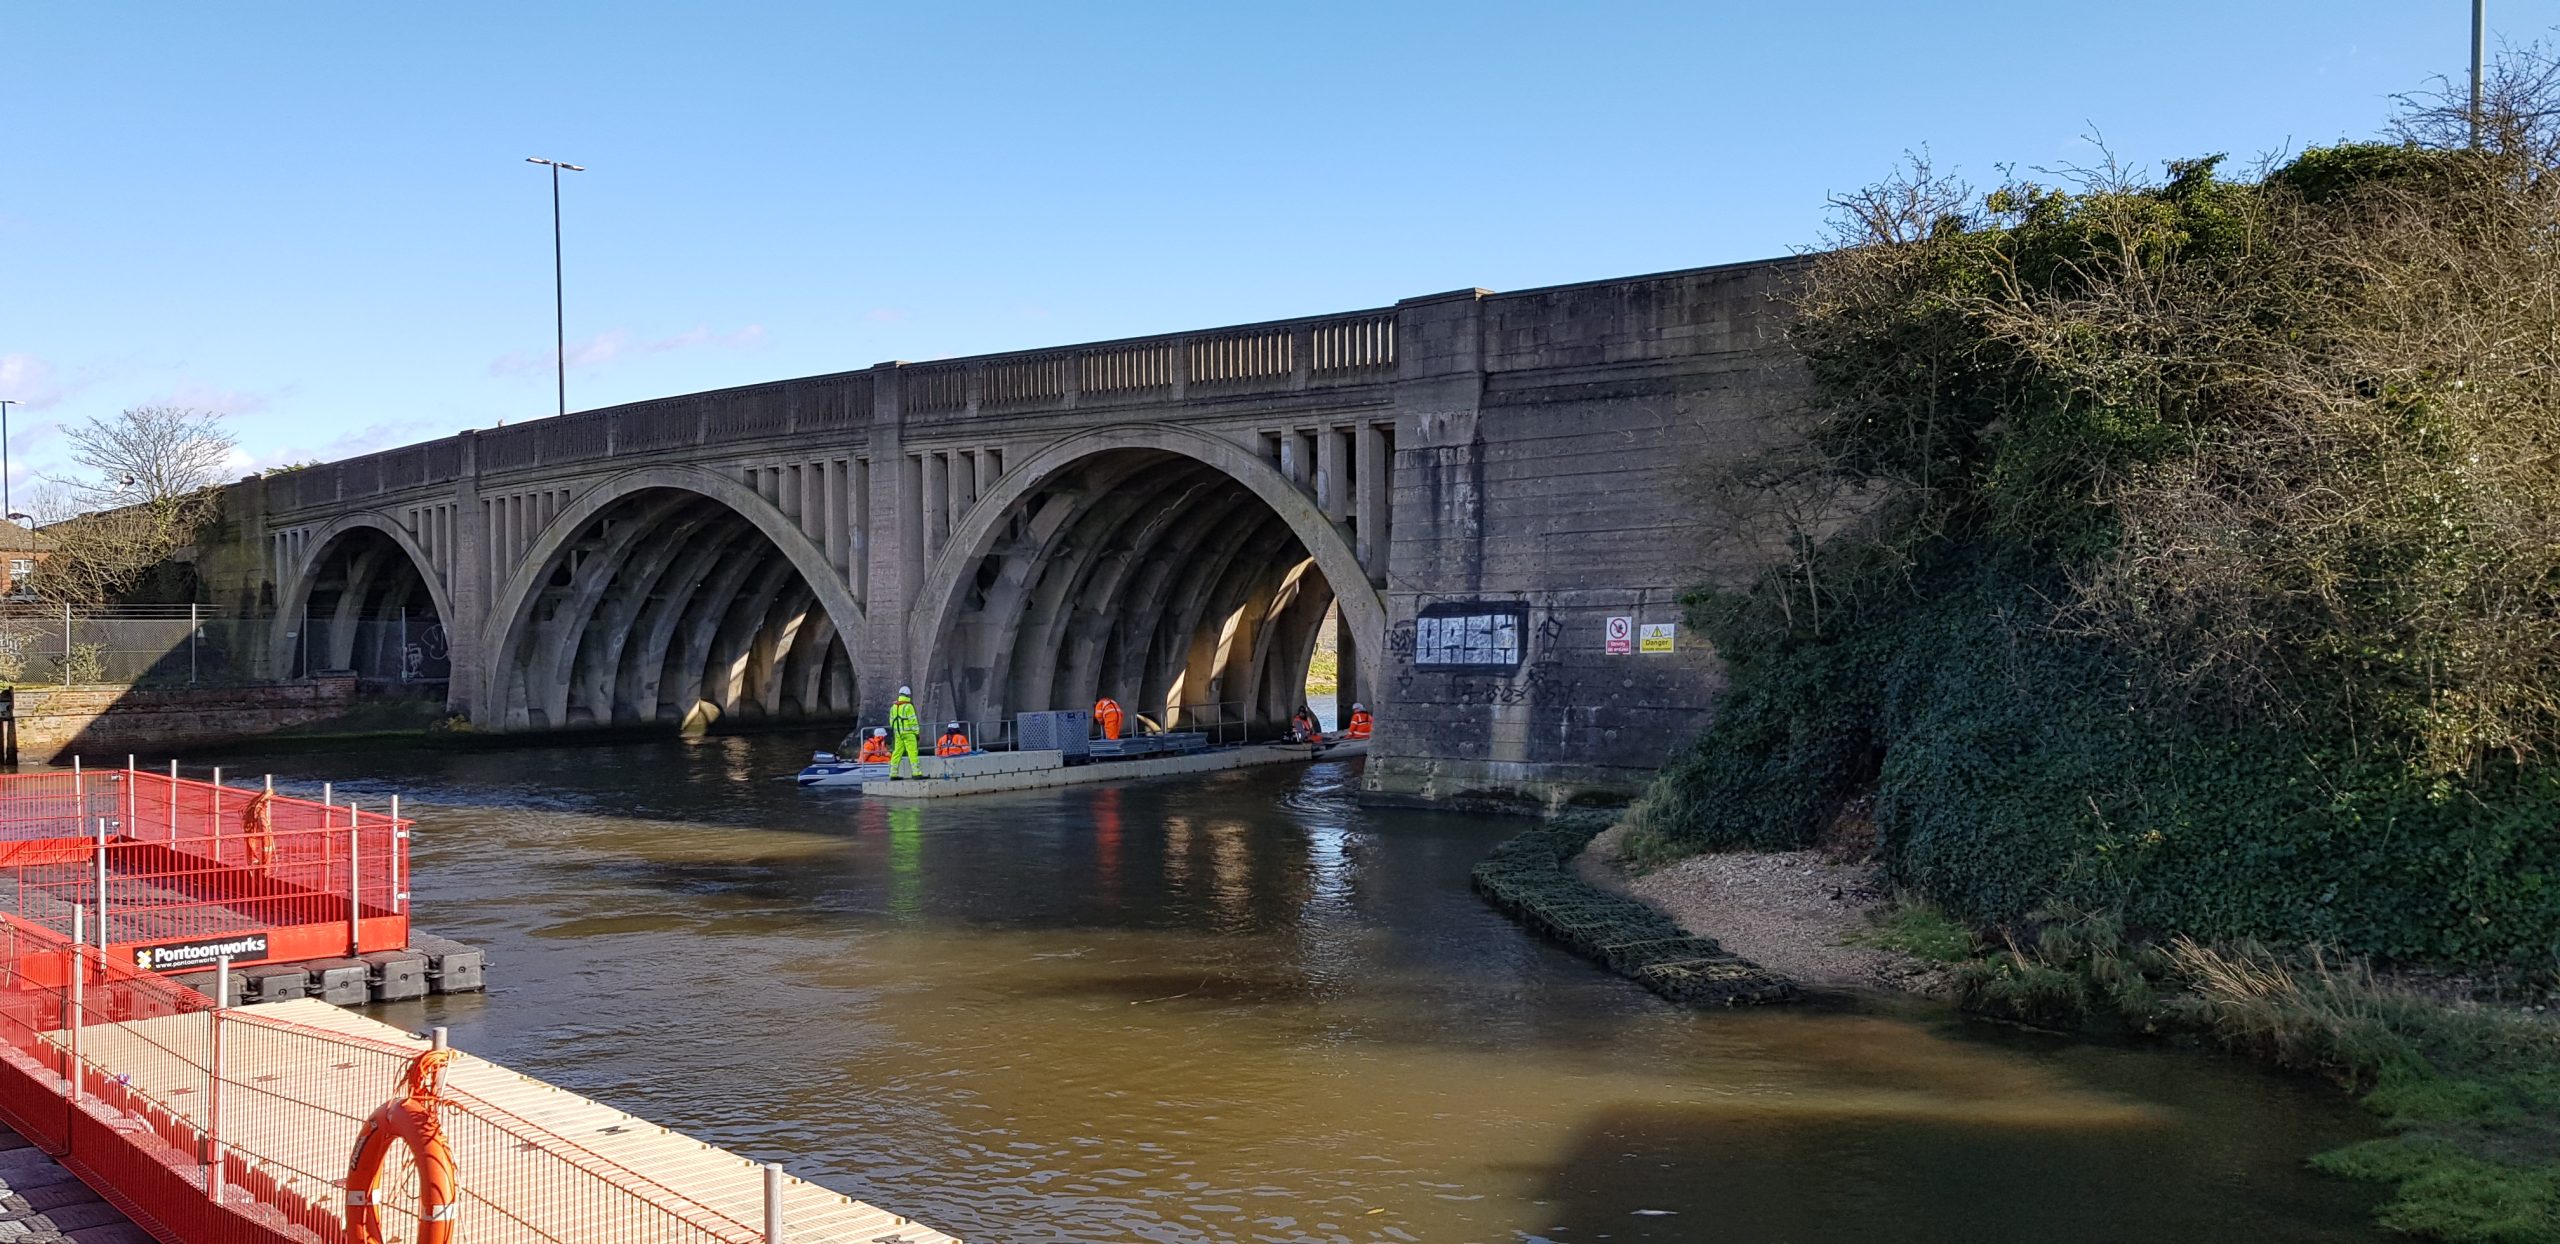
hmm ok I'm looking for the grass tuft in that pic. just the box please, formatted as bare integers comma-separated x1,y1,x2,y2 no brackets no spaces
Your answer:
1847,893,1978,962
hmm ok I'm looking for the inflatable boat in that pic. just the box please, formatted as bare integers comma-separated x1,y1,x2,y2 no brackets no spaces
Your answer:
795,752,895,788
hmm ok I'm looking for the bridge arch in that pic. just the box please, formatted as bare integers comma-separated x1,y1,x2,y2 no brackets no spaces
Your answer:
909,423,1385,736
478,465,865,731
272,511,457,685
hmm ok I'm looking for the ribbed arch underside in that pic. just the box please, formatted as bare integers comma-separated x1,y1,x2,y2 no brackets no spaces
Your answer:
931,448,1335,734
493,488,856,730
301,528,444,680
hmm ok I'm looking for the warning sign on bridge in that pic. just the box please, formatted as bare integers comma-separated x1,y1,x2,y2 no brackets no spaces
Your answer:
1639,623,1677,654
1605,616,1633,654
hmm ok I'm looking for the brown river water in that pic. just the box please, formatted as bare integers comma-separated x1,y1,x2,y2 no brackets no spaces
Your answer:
211,734,2383,1243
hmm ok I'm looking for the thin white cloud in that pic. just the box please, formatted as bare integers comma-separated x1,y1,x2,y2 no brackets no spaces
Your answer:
489,323,767,378
149,383,276,417
253,419,445,470
0,354,77,411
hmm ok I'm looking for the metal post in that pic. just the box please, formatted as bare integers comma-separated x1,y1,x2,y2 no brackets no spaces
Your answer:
210,766,222,858
399,607,409,683
168,760,178,842
92,817,107,958
431,1026,448,1050
390,794,405,915
71,755,82,833
2473,0,2487,148
347,800,362,956
215,954,232,1010
59,601,69,685
765,1162,785,1243
551,162,566,417
66,909,82,1102
0,398,13,525
208,975,228,1203
123,754,134,838
190,602,200,685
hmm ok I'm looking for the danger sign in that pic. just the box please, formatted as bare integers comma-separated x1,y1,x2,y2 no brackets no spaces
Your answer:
1640,623,1677,654
1605,616,1633,655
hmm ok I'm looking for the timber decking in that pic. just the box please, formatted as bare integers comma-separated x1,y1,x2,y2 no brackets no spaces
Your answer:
53,999,958,1244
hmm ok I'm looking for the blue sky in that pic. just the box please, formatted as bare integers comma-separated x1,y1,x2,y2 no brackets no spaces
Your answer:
2,2,2549,494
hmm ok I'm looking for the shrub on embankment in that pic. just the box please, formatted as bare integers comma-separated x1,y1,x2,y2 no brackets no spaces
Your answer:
1624,56,2560,970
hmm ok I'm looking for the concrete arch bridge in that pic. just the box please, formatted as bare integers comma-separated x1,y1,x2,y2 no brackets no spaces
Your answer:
206,259,1805,806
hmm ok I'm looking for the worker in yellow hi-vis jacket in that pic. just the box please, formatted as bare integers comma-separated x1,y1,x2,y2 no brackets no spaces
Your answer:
888,686,922,778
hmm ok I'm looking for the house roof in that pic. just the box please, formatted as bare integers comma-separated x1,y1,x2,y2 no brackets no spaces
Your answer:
0,523,55,554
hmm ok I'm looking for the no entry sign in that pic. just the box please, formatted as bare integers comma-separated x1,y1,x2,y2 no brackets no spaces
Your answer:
1605,616,1633,655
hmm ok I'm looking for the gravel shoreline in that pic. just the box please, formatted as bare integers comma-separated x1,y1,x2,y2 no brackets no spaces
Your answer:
1574,824,1949,995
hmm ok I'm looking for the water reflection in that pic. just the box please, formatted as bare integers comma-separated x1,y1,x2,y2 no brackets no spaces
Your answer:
888,805,923,923
220,735,2382,1243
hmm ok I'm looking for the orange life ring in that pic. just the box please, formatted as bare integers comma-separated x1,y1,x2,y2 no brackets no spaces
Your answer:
345,1047,459,1244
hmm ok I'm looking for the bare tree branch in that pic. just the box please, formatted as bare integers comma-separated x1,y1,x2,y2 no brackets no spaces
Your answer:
59,406,238,509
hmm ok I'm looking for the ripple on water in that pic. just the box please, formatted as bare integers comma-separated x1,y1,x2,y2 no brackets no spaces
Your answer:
212,734,2389,1244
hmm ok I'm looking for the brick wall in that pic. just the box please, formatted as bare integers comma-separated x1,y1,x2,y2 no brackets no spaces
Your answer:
8,677,363,764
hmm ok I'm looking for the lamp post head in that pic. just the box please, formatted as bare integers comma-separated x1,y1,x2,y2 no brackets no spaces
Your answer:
525,157,586,171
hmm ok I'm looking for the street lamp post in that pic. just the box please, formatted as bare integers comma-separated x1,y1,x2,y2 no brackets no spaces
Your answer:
524,157,587,418
2473,0,2487,148
0,398,15,527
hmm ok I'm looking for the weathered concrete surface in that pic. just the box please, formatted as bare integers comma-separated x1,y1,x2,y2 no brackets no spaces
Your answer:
10,675,364,764
864,743,1346,799
1368,264,1809,807
886,749,1069,780
200,257,1813,807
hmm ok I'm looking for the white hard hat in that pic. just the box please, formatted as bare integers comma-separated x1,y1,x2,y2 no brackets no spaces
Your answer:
897,685,911,696
1353,703,1366,711
871,727,886,737
947,721,961,730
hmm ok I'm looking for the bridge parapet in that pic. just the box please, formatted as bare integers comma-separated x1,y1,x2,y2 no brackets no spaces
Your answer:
892,305,1397,427
261,307,1397,519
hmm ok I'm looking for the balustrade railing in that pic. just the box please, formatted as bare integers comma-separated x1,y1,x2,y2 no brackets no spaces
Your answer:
262,307,1400,506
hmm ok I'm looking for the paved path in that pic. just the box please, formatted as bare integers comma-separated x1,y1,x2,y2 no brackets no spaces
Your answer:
0,1125,148,1244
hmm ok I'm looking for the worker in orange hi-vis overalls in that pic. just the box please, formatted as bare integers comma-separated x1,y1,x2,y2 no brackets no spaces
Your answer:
1093,696,1124,740
1346,703,1374,740
857,728,893,764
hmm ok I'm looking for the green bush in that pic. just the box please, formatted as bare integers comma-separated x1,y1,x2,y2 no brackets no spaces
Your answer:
1635,102,2560,970
1641,557,2560,963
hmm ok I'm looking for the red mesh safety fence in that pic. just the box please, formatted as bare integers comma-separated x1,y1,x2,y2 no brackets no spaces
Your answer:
0,912,771,1244
0,767,409,967
0,768,896,1243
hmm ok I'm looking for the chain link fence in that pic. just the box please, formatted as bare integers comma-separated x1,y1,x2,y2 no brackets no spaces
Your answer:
0,606,449,688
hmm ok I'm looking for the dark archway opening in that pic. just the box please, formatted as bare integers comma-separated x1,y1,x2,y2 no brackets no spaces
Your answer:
293,528,448,684
925,449,1359,740
491,488,857,731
